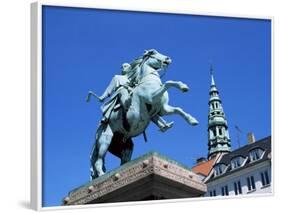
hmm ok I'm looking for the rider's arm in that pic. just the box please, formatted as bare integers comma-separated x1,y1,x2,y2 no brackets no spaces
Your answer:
99,75,121,101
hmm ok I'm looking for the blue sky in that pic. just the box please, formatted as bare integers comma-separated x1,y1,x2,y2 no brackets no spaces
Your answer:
42,6,271,207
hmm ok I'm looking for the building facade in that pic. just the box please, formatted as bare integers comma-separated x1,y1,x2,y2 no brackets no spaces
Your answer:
192,68,272,197
205,136,272,197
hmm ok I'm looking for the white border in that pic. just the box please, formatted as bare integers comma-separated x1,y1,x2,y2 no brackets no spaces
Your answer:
35,0,273,20
31,0,274,211
31,2,42,211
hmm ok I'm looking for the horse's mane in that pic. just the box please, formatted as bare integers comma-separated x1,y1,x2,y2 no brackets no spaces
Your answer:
127,56,144,84
127,53,154,84
129,57,143,69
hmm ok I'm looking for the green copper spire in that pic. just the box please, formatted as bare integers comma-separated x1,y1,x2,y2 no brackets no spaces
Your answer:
210,64,216,86
207,66,231,159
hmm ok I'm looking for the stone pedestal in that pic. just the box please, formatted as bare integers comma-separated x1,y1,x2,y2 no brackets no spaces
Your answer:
63,152,206,205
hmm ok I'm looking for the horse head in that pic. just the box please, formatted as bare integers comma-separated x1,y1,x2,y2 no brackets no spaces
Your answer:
134,49,171,81
143,49,172,70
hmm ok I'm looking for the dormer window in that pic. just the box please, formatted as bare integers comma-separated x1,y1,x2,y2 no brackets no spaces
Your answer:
249,148,264,162
230,156,244,170
214,164,226,176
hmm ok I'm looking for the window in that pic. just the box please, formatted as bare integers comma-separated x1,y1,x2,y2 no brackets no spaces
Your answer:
213,129,217,137
231,156,244,170
247,176,256,191
249,148,264,162
261,171,270,186
209,190,216,197
219,128,222,135
221,185,229,196
225,185,229,195
214,164,226,176
234,181,242,195
238,181,242,194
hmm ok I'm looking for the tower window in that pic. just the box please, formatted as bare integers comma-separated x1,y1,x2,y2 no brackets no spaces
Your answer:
219,128,222,135
213,129,216,137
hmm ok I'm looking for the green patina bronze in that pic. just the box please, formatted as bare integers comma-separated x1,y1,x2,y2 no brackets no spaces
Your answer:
86,49,198,179
207,65,231,159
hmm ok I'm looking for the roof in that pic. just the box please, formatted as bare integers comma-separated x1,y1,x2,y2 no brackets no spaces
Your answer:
192,157,216,177
217,136,271,165
206,136,271,182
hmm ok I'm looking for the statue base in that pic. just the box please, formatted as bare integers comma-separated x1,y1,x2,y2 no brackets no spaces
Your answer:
63,152,206,205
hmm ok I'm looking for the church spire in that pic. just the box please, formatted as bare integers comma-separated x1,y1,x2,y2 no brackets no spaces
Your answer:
210,64,215,86
207,66,231,159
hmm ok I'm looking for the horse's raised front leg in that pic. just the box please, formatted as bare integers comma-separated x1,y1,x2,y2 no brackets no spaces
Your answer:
151,81,189,103
164,80,189,92
160,104,199,126
90,124,113,179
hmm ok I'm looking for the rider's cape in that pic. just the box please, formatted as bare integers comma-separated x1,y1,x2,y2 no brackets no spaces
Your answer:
101,87,123,118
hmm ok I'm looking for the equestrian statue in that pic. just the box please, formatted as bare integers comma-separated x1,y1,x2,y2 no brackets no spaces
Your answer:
86,49,198,180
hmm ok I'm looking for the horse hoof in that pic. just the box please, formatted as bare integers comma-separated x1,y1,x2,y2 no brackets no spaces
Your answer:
186,116,199,126
181,87,188,92
179,82,189,92
191,121,199,126
190,119,199,126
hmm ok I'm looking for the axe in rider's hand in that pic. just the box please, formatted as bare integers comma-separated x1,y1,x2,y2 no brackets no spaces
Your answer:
86,91,104,103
